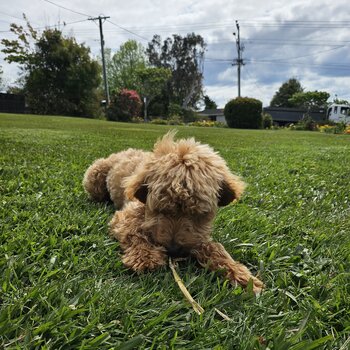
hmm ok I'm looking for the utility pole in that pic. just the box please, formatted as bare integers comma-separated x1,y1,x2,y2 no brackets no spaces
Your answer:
89,16,110,106
233,20,245,97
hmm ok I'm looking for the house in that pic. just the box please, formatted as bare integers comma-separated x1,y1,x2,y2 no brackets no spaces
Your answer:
198,108,226,123
263,107,327,125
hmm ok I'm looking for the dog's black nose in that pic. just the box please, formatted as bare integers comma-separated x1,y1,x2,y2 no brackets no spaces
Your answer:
166,244,189,258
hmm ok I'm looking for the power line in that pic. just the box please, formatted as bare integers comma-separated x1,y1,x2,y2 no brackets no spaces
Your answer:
65,29,349,48
257,45,346,62
205,59,350,70
239,19,350,23
74,19,350,31
42,0,150,41
42,0,91,18
205,53,350,71
205,57,232,62
245,59,350,71
238,19,350,29
229,45,347,66
0,19,88,33
56,18,350,34
243,42,347,47
243,37,350,43
106,20,149,42
0,11,34,23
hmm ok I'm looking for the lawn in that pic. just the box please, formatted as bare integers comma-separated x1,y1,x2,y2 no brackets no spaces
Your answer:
0,113,349,349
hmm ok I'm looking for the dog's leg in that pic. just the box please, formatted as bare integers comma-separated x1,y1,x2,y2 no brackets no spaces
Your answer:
191,242,263,294
121,233,168,272
109,204,167,272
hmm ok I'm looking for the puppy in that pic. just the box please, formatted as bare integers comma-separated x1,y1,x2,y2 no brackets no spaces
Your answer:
83,131,263,293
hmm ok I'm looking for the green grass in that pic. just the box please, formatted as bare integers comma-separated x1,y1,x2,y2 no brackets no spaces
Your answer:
0,113,349,349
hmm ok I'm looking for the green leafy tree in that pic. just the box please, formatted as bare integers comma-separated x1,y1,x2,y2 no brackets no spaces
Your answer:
146,33,206,109
136,67,171,120
1,15,38,65
106,40,147,93
203,95,217,109
270,78,303,107
1,18,101,117
288,90,330,110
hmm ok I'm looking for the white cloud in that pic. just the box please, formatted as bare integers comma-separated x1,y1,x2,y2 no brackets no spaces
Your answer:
1,0,349,106
217,67,234,83
204,84,235,108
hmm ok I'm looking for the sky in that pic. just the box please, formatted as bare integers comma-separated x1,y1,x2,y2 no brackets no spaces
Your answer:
1,0,350,107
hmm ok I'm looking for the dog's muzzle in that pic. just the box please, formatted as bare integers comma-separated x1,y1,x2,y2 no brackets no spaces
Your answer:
166,243,189,258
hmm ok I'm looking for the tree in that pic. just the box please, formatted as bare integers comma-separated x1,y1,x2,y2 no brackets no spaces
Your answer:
288,90,330,111
224,97,262,129
1,18,101,117
136,67,171,120
270,78,303,107
146,33,206,109
106,40,146,93
203,95,217,109
107,89,142,122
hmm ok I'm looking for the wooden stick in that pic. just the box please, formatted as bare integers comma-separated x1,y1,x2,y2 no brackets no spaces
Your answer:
169,257,204,315
214,308,231,321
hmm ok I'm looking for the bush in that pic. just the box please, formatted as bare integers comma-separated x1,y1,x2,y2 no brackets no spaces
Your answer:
150,118,168,125
262,113,273,129
167,116,184,125
167,103,200,123
189,120,227,128
224,97,263,129
149,116,184,125
181,109,199,123
107,89,142,122
293,115,317,131
318,122,347,134
168,103,183,117
131,116,144,123
148,101,166,117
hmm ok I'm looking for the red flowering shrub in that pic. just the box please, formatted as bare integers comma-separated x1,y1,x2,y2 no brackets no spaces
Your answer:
107,89,142,122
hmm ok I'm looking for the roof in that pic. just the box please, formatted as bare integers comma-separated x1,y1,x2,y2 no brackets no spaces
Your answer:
198,108,224,117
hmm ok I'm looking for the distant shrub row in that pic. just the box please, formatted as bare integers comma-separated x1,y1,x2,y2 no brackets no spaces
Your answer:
105,93,350,133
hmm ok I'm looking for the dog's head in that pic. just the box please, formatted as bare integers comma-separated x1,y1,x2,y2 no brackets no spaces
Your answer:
124,131,245,253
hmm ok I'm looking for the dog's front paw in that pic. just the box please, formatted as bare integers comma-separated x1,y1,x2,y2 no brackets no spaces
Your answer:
227,263,264,294
250,276,264,294
122,246,167,272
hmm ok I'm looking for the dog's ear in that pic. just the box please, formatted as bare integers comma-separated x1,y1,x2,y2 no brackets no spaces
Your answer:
124,171,148,204
218,174,246,206
134,184,148,204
